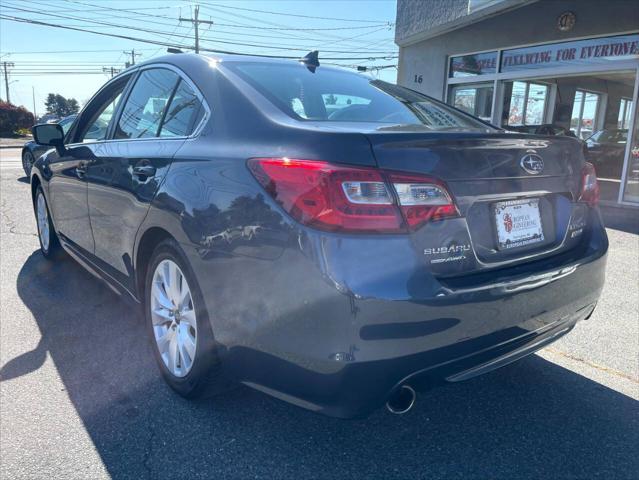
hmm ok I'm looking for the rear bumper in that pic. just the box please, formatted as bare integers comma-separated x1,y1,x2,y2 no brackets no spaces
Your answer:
226,305,592,418
185,211,608,418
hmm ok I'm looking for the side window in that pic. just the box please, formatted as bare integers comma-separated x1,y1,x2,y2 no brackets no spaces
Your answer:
76,79,128,143
159,80,204,137
82,93,122,142
114,69,179,140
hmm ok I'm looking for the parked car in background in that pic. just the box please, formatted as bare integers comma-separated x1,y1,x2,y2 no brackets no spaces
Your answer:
585,129,629,178
29,54,607,418
21,115,77,177
37,113,59,124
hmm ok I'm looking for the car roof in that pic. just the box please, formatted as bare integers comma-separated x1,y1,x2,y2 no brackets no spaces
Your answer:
129,52,361,76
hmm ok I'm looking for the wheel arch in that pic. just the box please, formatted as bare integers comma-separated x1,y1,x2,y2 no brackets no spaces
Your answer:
30,173,42,203
135,226,177,300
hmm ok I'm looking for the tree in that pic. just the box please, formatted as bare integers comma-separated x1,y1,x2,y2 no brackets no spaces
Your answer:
325,94,337,105
0,101,35,136
44,93,80,117
67,98,79,114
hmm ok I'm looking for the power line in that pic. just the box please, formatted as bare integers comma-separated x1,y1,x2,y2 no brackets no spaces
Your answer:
5,0,396,54
8,2,178,14
1,48,158,55
197,1,391,23
149,23,192,58
195,4,349,51
31,0,392,31
63,0,392,29
1,4,396,55
118,1,396,49
179,5,214,54
0,14,397,61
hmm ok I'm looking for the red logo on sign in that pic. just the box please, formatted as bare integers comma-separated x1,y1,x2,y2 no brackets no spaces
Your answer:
503,213,513,233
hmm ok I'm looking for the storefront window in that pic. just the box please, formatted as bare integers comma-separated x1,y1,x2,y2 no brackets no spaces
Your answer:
444,33,639,205
622,101,639,203
571,90,601,139
618,98,634,129
504,81,548,126
449,51,497,78
450,83,493,121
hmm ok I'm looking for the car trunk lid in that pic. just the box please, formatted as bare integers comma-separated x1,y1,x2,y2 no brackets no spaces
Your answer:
366,132,588,276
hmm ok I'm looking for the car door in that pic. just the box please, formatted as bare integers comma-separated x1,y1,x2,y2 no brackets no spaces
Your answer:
47,74,132,257
85,66,206,292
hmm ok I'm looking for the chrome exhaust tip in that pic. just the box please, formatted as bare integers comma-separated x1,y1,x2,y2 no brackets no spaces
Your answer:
386,385,416,414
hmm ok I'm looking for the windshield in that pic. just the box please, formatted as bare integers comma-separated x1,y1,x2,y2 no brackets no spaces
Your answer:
226,62,492,131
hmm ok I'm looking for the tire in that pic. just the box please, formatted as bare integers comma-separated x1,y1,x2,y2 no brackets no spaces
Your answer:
22,150,35,177
34,186,62,260
144,238,228,399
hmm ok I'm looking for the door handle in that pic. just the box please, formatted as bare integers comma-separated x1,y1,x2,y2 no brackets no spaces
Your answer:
76,162,87,178
132,165,157,179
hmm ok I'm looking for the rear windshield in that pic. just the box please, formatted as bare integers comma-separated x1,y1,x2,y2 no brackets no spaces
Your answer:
225,62,492,130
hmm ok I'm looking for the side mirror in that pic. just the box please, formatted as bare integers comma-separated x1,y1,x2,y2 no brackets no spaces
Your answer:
32,123,66,155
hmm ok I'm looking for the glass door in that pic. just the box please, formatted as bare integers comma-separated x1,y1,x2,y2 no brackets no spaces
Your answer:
501,81,549,130
449,83,494,122
622,93,639,203
571,90,602,139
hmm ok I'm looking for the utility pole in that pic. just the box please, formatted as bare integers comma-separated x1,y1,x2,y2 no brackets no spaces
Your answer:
2,62,14,103
32,86,37,120
179,4,214,53
123,49,141,67
102,66,121,78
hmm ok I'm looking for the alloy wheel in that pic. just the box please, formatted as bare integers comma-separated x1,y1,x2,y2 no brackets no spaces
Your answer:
150,259,198,378
36,192,50,253
23,151,34,176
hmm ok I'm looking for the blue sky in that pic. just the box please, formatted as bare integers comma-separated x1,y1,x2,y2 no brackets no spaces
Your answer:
0,0,398,116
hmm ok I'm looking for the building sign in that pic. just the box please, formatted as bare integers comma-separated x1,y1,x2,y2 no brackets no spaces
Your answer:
449,51,498,77
501,34,639,72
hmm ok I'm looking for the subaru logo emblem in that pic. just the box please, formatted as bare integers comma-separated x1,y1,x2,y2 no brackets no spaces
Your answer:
520,152,544,175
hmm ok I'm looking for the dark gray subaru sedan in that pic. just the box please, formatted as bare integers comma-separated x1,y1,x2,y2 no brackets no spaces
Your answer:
29,53,607,418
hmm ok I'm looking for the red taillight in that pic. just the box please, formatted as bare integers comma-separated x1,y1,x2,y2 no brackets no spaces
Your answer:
247,158,458,233
579,162,600,206
386,172,460,229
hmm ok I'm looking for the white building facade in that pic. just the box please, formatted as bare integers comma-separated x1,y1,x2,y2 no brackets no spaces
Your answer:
395,0,639,206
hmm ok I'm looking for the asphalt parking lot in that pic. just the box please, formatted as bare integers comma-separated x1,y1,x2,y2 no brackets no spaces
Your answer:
1,148,638,479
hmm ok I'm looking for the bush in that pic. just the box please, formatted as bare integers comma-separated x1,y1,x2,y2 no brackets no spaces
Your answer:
15,127,32,137
0,101,35,136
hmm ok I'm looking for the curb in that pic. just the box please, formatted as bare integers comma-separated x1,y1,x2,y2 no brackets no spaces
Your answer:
0,145,23,150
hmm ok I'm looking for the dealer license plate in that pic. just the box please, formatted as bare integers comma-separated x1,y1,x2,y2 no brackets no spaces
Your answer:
494,198,544,250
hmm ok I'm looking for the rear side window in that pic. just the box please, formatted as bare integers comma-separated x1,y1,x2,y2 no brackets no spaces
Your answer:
114,69,179,139
226,62,492,131
160,80,203,137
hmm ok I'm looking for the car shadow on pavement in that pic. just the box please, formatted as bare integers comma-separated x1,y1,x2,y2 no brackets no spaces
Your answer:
7,251,639,479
